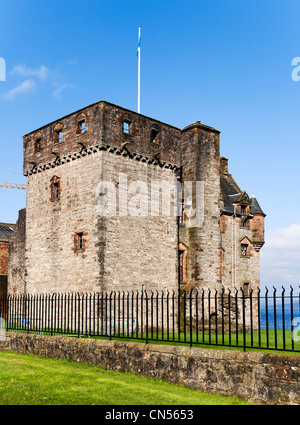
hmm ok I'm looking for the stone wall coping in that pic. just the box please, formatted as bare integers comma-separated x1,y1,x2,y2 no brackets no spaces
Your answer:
3,332,300,367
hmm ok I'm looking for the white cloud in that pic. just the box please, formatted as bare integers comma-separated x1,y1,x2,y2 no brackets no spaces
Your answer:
261,224,300,287
52,83,74,98
3,62,75,100
3,78,36,99
11,64,49,81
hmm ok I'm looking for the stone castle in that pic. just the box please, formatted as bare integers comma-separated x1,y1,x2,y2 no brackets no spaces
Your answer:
8,100,265,295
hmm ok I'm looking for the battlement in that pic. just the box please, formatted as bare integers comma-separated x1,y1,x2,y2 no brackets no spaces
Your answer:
23,101,183,176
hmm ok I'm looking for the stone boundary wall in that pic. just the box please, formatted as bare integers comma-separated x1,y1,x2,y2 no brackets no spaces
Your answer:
1,333,300,405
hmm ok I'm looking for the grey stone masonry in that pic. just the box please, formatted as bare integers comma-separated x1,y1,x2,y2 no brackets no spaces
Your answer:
8,100,265,295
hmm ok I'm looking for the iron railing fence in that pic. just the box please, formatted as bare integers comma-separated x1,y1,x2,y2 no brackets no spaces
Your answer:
0,287,300,353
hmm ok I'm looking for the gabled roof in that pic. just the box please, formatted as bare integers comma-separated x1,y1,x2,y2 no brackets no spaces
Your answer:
220,172,241,214
220,168,265,216
0,223,15,243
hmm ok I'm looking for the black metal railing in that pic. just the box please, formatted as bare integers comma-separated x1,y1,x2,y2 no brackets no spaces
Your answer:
0,286,299,353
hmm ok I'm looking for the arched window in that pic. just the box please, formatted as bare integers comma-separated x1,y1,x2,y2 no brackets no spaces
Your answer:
178,243,188,284
35,139,42,153
54,123,63,143
50,176,61,201
76,113,87,135
34,132,43,153
150,124,160,143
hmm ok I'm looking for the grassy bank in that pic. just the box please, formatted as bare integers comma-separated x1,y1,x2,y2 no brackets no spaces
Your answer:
0,351,249,405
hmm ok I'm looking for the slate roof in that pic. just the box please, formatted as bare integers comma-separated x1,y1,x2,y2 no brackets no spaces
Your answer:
0,223,15,243
220,173,265,216
250,196,265,216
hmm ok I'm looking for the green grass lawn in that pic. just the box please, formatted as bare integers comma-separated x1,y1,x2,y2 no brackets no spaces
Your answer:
84,329,300,356
0,351,250,405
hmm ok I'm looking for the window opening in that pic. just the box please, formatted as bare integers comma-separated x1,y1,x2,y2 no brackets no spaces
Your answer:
244,282,250,297
57,130,63,142
54,182,60,199
79,120,86,134
35,139,41,153
150,128,159,143
123,121,130,134
77,233,84,250
241,244,248,256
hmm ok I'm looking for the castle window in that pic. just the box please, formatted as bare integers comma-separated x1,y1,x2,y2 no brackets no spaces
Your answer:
50,176,61,201
123,121,130,134
240,205,247,228
150,128,159,143
35,138,42,153
241,243,248,257
79,120,86,134
150,125,160,143
73,231,87,253
76,113,87,135
243,282,250,297
54,123,64,143
178,243,188,284
77,233,84,250
54,182,59,199
57,130,63,142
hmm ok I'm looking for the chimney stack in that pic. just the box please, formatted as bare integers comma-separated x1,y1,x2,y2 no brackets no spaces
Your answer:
220,157,228,173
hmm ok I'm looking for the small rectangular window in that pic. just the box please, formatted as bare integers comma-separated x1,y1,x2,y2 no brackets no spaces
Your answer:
123,121,130,134
51,178,61,202
58,130,63,142
241,244,248,256
240,205,247,228
77,233,84,250
54,182,60,199
244,282,250,297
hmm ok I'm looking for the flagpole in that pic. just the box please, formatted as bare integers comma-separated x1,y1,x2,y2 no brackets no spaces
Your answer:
138,25,141,114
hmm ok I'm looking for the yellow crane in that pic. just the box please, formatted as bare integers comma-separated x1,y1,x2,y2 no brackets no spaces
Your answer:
0,168,26,190
0,180,26,190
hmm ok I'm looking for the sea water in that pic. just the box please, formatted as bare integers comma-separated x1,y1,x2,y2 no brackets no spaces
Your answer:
260,298,300,330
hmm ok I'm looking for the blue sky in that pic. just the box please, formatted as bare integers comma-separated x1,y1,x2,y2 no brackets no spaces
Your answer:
0,0,300,287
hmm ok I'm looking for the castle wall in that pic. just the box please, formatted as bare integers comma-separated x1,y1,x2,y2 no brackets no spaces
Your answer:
0,242,9,276
24,151,105,294
23,149,178,294
179,124,222,291
100,150,178,293
8,209,26,295
0,239,10,297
